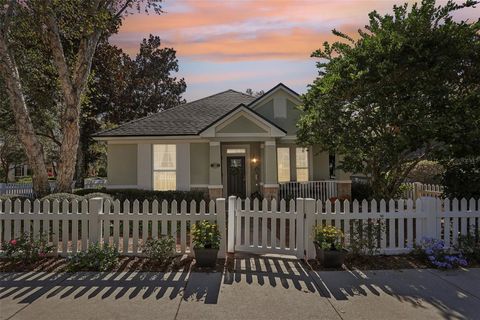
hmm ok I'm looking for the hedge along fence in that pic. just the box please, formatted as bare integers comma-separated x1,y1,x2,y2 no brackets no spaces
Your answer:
0,198,226,258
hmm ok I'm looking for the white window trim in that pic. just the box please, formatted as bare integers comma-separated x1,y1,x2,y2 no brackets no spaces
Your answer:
152,144,177,191
295,147,309,182
277,147,291,183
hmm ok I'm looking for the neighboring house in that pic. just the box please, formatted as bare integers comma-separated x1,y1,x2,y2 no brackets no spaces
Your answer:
93,83,351,200
7,163,56,182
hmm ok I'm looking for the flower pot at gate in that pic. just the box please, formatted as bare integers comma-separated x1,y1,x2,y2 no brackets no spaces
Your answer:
314,242,347,268
193,247,219,267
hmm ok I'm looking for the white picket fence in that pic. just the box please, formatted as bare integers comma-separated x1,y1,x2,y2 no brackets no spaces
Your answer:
0,183,38,197
0,198,226,258
0,179,106,198
227,196,479,259
403,182,443,200
1,196,478,260
278,180,339,201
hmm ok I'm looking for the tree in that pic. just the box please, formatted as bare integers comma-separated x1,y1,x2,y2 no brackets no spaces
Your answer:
297,0,480,199
245,88,265,97
75,35,186,185
0,0,162,196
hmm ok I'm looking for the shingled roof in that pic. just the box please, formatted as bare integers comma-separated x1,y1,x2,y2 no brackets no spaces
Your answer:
94,90,256,137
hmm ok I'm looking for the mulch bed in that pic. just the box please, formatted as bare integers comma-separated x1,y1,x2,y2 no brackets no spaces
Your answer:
0,255,226,273
1,253,478,273
306,254,429,271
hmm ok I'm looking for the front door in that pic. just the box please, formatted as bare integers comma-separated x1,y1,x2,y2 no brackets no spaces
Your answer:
227,156,246,198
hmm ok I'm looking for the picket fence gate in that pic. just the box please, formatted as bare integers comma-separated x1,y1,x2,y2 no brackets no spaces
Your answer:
0,196,479,260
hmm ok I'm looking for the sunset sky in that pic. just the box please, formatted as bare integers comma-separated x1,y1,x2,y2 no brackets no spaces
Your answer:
112,0,479,101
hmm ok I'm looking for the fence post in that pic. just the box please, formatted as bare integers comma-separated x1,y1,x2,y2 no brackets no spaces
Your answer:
304,198,316,260
216,198,226,258
0,183,5,195
422,196,438,239
296,198,305,259
88,197,103,245
227,196,237,253
414,182,423,201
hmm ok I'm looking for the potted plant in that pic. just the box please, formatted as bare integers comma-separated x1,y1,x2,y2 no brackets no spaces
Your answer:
313,225,347,268
191,220,221,267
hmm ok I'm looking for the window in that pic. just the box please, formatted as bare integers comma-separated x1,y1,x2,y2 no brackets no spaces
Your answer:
277,147,290,182
153,144,176,191
14,165,24,177
226,148,246,154
296,148,309,182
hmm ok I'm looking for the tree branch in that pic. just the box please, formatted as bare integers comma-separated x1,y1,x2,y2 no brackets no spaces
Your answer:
42,1,75,103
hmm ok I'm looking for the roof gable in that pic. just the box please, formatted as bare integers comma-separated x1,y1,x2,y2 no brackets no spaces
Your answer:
216,114,268,134
200,105,286,138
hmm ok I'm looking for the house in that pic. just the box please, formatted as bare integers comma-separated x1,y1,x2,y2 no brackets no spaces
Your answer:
93,83,352,200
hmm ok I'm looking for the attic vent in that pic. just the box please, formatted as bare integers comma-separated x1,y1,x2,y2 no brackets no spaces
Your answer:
274,97,287,119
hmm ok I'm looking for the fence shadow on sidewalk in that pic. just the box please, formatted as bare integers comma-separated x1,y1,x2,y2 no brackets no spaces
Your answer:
0,268,190,304
223,253,318,293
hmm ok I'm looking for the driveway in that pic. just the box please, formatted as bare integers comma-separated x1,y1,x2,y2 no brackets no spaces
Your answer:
1,256,479,320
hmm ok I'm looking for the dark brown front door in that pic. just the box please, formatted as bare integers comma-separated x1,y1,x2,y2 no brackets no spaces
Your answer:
227,156,246,198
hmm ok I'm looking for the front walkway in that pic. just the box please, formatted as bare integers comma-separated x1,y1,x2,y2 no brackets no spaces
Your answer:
1,255,479,320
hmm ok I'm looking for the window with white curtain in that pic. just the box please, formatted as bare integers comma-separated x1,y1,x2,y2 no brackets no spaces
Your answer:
296,148,309,182
153,144,176,191
277,147,290,182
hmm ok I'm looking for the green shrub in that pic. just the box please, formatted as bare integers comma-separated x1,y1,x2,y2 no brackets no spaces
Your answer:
74,188,208,203
0,194,31,202
351,181,374,201
82,192,114,202
442,157,480,199
456,231,480,263
67,243,119,272
192,220,221,249
1,233,54,263
348,219,386,256
97,167,107,177
41,193,84,202
406,160,444,184
142,236,176,262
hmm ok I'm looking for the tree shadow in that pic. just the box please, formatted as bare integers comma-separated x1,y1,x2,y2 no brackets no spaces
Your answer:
310,268,479,320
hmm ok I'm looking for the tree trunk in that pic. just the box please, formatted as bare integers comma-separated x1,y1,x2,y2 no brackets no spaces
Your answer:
54,97,81,192
74,135,86,188
0,35,50,197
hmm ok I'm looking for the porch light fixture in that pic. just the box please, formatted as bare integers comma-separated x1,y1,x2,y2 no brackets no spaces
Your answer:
251,157,258,164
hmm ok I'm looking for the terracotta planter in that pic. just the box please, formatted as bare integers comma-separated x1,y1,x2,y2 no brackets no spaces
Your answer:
193,248,219,267
314,242,347,268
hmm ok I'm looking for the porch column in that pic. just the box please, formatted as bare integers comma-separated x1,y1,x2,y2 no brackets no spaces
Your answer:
208,141,223,199
262,140,278,200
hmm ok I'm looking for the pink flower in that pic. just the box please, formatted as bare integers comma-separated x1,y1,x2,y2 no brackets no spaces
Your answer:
9,239,17,246
39,252,46,258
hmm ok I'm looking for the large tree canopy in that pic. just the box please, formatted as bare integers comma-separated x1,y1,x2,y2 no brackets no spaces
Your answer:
77,35,186,183
0,0,162,196
297,0,480,199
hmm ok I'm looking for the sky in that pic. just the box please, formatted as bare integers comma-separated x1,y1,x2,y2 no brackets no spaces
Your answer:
112,0,479,101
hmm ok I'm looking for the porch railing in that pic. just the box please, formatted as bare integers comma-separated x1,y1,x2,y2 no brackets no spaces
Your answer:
278,180,340,202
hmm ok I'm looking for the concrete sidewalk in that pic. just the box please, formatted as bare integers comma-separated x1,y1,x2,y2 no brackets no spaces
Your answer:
1,257,479,320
